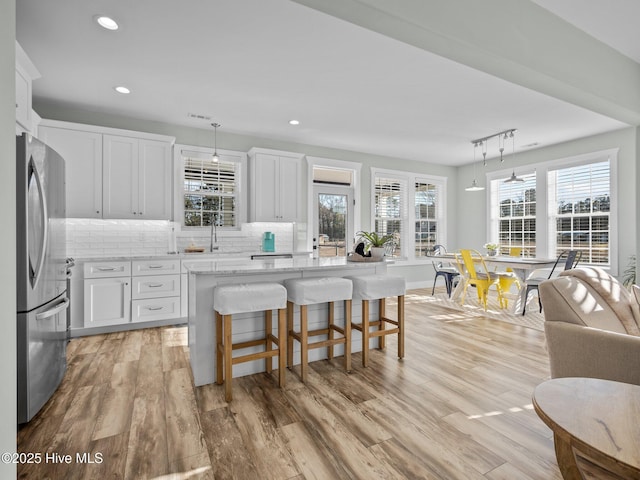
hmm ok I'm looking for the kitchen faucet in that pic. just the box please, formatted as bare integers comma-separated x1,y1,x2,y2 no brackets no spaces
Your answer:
210,214,219,252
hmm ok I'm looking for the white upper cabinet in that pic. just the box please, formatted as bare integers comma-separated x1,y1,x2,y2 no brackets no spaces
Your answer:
103,135,173,219
15,42,41,135
248,148,304,222
38,120,174,220
38,125,103,218
138,139,173,219
103,135,139,218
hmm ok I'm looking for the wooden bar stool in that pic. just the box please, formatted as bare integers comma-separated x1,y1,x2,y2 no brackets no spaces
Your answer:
284,277,353,382
214,282,287,402
346,274,406,367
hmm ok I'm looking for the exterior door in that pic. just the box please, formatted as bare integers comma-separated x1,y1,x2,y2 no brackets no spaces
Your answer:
313,185,354,257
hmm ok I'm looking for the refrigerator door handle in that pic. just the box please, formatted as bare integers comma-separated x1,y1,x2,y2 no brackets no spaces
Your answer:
35,297,69,321
28,158,49,289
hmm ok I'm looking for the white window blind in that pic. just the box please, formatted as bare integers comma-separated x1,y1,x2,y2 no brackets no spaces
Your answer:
183,153,238,227
374,175,407,257
414,181,439,258
549,160,610,264
496,173,537,257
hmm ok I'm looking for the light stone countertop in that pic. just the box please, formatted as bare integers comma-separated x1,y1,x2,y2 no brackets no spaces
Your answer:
183,256,388,275
72,251,310,263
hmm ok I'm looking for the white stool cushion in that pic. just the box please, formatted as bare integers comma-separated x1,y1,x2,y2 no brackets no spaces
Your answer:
214,282,287,315
346,274,406,300
284,277,353,305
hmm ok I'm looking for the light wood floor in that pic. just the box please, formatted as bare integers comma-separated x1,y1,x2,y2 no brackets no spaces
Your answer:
18,288,562,479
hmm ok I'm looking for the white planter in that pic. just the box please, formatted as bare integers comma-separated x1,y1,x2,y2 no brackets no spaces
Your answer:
370,247,386,260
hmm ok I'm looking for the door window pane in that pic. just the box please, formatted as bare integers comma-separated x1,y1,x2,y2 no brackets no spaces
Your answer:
318,193,347,257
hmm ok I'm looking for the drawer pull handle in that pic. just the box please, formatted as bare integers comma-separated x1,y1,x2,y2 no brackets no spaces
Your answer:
146,306,164,311
147,265,164,269
97,267,117,271
147,283,164,288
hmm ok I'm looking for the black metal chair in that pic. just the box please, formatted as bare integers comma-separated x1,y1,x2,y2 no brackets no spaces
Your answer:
522,250,582,315
431,244,460,297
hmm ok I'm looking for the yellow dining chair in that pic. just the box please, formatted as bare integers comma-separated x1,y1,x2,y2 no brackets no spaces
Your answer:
497,247,522,307
456,249,506,310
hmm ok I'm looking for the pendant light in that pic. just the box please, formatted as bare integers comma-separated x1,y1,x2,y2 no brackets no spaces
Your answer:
465,142,485,192
481,139,487,166
504,130,524,183
211,123,221,162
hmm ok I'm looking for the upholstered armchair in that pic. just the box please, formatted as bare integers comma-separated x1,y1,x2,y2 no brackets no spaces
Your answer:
538,266,640,386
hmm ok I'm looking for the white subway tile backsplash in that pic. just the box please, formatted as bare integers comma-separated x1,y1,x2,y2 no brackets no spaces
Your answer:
65,219,299,258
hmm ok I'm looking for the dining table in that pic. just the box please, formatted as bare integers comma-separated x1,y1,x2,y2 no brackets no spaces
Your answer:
437,253,557,314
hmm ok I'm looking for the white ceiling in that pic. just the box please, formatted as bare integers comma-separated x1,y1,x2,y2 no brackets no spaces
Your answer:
530,0,640,64
16,0,636,166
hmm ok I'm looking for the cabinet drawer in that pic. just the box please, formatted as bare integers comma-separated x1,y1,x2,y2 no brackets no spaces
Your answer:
132,259,181,276
131,274,180,299
84,261,131,278
132,297,180,323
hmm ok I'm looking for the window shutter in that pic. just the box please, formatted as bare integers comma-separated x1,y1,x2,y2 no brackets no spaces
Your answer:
183,154,238,227
373,175,407,257
496,173,537,256
550,160,610,264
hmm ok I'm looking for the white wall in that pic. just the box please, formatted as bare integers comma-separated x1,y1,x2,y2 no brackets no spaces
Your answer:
1,0,17,476
456,126,637,278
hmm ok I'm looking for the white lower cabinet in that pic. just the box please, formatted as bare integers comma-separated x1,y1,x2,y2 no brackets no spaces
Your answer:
131,259,181,323
84,277,131,327
80,259,182,333
83,261,132,328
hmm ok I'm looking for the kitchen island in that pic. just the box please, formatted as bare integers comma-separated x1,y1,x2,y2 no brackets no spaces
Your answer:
185,256,388,386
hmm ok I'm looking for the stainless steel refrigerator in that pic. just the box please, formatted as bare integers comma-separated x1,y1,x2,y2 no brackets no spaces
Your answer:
16,133,68,424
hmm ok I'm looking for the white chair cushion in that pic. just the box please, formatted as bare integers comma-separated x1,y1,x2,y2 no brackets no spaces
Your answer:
346,274,406,300
214,282,287,315
284,277,353,305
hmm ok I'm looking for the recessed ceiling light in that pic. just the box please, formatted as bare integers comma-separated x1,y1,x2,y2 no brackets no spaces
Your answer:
114,86,130,94
288,120,300,126
95,15,119,31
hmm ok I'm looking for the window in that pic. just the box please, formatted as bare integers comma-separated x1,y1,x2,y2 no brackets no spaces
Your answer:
175,146,246,228
372,168,447,260
414,180,439,257
495,173,537,257
549,160,610,264
374,175,406,257
487,149,616,271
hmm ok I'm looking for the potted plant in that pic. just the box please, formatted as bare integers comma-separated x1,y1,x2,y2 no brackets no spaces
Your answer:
483,242,500,256
622,255,636,288
356,231,394,259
